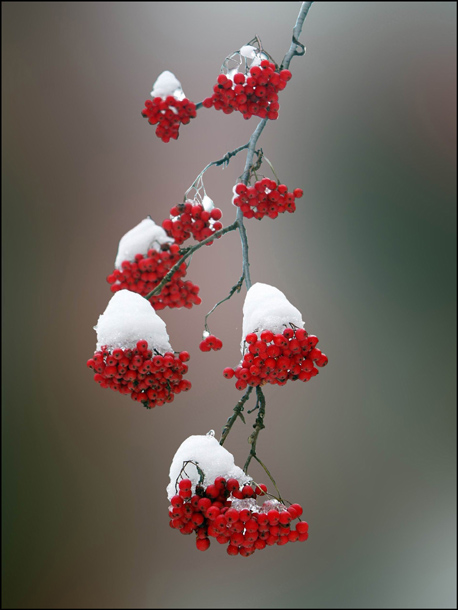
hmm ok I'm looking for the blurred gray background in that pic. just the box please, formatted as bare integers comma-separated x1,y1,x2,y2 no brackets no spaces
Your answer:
2,2,456,608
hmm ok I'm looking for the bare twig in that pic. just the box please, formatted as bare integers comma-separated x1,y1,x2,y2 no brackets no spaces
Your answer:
204,273,244,333
185,144,250,199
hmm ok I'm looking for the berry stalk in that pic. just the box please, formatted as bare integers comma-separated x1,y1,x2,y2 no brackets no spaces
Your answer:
204,273,244,334
220,387,254,446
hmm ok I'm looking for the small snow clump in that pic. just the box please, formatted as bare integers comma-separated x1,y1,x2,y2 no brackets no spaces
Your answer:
114,218,173,270
151,70,186,101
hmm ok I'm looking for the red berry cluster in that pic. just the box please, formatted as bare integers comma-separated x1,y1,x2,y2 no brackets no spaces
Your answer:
162,201,223,245
87,340,191,409
141,96,197,143
233,179,303,220
223,327,328,390
199,335,223,352
169,476,308,556
202,61,292,121
106,244,201,311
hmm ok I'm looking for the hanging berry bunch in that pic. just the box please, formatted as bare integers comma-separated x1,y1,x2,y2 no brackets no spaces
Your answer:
199,334,223,352
224,283,328,390
88,291,192,409
162,199,223,245
141,71,197,142
167,434,309,557
88,341,191,409
170,475,308,556
232,179,303,220
202,41,292,121
106,218,201,310
225,326,328,390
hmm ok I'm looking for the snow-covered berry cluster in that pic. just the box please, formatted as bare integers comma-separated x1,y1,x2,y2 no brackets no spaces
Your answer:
232,179,303,220
202,61,292,121
162,200,223,245
169,476,308,556
199,334,223,352
107,243,201,311
224,327,328,390
87,340,191,409
141,96,197,143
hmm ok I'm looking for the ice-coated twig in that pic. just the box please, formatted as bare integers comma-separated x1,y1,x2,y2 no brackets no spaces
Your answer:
281,2,313,70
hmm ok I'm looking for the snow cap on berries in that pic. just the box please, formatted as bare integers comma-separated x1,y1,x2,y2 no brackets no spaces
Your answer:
94,289,172,353
250,52,269,68
167,432,250,501
202,195,214,212
239,45,257,59
114,218,173,270
151,70,186,101
242,283,304,349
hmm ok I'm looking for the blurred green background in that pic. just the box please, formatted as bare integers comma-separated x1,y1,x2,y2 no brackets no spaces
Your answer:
2,2,456,608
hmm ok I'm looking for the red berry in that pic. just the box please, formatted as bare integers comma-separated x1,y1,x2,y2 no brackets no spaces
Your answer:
213,338,223,351
290,503,303,517
296,521,308,534
242,485,254,498
196,537,211,551
199,340,211,352
178,478,192,491
226,478,240,492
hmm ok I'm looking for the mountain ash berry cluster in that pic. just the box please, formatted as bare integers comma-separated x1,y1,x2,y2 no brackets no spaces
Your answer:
233,179,303,220
202,60,292,121
141,96,197,143
107,244,201,311
224,327,328,390
162,200,223,245
87,340,191,409
169,475,308,556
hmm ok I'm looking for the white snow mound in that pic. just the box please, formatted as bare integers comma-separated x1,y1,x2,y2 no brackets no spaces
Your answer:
114,218,173,270
202,195,214,212
94,289,172,353
241,283,304,350
166,433,250,501
151,70,185,101
240,45,257,59
250,52,269,68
